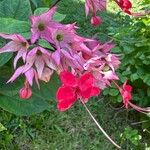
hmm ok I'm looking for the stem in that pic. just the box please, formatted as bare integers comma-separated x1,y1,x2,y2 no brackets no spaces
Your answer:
80,99,121,149
50,0,62,8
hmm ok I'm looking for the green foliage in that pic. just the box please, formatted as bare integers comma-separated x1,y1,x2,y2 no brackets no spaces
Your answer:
120,126,142,146
38,39,54,50
0,18,30,37
30,0,53,8
0,123,7,132
0,0,32,21
0,72,59,116
104,15,150,107
0,53,13,67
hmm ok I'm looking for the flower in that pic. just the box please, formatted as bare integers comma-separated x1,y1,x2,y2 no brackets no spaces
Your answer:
0,33,29,68
114,81,150,114
85,0,106,26
83,40,120,89
23,46,55,78
19,80,32,99
30,6,62,43
56,71,100,111
7,66,53,88
91,16,102,26
120,80,133,108
114,0,132,15
85,0,106,17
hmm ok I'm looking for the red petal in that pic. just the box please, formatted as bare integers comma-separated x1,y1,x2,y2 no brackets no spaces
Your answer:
60,71,78,87
56,86,76,101
56,86,77,111
125,85,132,92
57,98,76,111
78,72,94,91
123,81,132,92
80,87,100,100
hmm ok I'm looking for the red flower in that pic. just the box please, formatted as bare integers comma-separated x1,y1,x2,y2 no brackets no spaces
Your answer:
91,16,102,26
120,81,132,108
56,71,100,111
114,80,150,114
115,0,132,15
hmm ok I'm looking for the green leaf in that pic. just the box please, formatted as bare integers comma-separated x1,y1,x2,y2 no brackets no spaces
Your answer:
0,53,13,67
34,7,66,22
38,39,54,50
0,123,7,132
0,74,60,116
147,88,150,97
30,0,52,8
123,46,134,54
111,47,122,53
30,0,39,7
109,89,119,96
0,18,31,38
142,74,150,86
102,88,109,96
0,0,32,21
130,73,139,82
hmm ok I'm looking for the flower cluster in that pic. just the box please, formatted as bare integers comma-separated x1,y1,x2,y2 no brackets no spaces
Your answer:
0,6,120,101
0,4,149,114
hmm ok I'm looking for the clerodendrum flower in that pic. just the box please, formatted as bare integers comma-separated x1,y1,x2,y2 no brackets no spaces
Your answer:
114,0,132,15
23,46,55,78
83,40,120,89
56,71,100,111
0,33,29,68
85,0,106,26
30,6,62,43
114,81,150,114
7,46,55,87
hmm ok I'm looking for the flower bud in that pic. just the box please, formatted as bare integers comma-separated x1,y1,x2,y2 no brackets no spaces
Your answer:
19,86,32,100
91,16,102,26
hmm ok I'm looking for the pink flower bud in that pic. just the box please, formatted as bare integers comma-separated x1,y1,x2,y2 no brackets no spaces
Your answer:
19,87,32,100
91,16,102,26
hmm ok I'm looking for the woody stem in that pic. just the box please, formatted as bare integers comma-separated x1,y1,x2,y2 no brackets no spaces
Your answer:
80,99,121,149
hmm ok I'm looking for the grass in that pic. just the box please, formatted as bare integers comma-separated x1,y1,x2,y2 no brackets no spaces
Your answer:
0,0,149,150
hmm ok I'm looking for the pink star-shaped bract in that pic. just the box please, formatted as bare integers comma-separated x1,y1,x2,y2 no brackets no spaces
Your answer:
7,46,55,87
51,46,85,72
23,46,55,79
30,6,63,43
7,65,53,88
49,23,84,49
82,40,120,89
56,71,100,111
0,33,29,68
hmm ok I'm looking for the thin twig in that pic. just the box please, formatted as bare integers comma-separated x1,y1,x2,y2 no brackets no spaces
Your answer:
80,99,121,149
131,120,149,125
